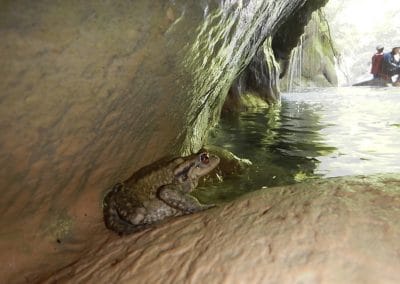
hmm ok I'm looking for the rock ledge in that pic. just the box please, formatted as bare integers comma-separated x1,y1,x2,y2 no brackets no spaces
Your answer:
44,174,400,284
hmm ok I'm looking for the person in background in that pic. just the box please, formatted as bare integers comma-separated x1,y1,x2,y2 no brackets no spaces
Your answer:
371,45,385,79
382,47,400,83
394,48,400,85
394,48,400,63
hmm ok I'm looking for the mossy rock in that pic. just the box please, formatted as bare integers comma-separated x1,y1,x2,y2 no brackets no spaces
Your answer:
203,145,252,177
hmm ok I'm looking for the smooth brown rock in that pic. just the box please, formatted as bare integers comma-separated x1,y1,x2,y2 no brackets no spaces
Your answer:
40,174,400,284
1,1,316,281
0,1,344,282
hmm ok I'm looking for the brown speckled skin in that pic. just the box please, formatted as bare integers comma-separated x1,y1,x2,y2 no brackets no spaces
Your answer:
103,152,220,235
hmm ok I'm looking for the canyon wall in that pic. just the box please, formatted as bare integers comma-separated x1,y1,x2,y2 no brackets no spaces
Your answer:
225,0,329,109
280,10,338,90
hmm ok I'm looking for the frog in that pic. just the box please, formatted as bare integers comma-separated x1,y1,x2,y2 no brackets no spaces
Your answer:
103,151,220,235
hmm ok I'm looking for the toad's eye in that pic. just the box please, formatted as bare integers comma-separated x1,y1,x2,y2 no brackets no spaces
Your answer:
200,153,209,164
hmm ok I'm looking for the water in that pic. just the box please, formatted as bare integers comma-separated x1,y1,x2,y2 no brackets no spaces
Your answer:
195,87,400,203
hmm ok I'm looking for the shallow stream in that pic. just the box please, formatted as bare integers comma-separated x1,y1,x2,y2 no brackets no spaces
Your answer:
195,87,400,203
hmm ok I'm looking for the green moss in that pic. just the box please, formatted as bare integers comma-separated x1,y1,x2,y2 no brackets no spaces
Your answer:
240,93,269,109
41,210,73,241
294,171,311,182
280,9,338,90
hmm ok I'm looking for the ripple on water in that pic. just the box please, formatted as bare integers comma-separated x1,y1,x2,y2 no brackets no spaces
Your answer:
195,87,400,204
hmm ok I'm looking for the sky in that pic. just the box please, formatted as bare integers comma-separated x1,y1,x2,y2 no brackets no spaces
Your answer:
335,0,397,35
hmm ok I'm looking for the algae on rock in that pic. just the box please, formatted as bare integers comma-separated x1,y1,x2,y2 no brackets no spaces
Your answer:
280,10,339,90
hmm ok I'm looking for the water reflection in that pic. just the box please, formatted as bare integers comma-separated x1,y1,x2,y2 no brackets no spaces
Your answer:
196,87,400,204
196,93,335,203
299,87,400,177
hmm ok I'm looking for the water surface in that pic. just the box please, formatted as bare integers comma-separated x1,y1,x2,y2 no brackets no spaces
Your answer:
196,87,400,203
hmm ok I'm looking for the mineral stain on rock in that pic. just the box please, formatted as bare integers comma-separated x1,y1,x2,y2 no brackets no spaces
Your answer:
40,210,73,244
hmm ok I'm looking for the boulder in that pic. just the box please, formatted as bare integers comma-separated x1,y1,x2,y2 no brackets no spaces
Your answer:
41,174,400,284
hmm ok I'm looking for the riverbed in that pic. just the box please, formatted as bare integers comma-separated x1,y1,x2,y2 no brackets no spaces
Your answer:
196,87,400,203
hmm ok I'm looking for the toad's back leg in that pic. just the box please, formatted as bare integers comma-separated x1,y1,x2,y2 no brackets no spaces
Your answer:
103,183,151,235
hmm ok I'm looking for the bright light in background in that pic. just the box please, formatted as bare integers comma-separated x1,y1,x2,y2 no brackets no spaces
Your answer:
339,0,395,33
324,0,400,84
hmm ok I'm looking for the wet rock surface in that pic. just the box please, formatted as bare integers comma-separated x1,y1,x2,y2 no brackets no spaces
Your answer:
298,10,338,87
203,145,252,176
280,10,338,90
40,174,400,284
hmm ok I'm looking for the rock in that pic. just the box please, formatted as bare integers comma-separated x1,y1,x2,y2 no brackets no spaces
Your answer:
280,10,338,90
203,145,252,177
353,78,394,87
221,92,270,114
40,174,400,283
225,38,281,111
0,0,329,282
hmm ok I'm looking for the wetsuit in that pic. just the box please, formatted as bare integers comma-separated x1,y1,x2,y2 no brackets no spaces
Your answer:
381,52,400,81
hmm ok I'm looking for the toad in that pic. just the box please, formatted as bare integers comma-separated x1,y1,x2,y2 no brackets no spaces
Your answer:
103,152,220,235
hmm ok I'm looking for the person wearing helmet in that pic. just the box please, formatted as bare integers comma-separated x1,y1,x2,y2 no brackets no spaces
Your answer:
382,47,400,83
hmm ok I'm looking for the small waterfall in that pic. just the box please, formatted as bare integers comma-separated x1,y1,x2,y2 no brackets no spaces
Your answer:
287,35,304,92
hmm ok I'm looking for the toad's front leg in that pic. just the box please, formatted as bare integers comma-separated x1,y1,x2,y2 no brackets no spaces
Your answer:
157,185,215,214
